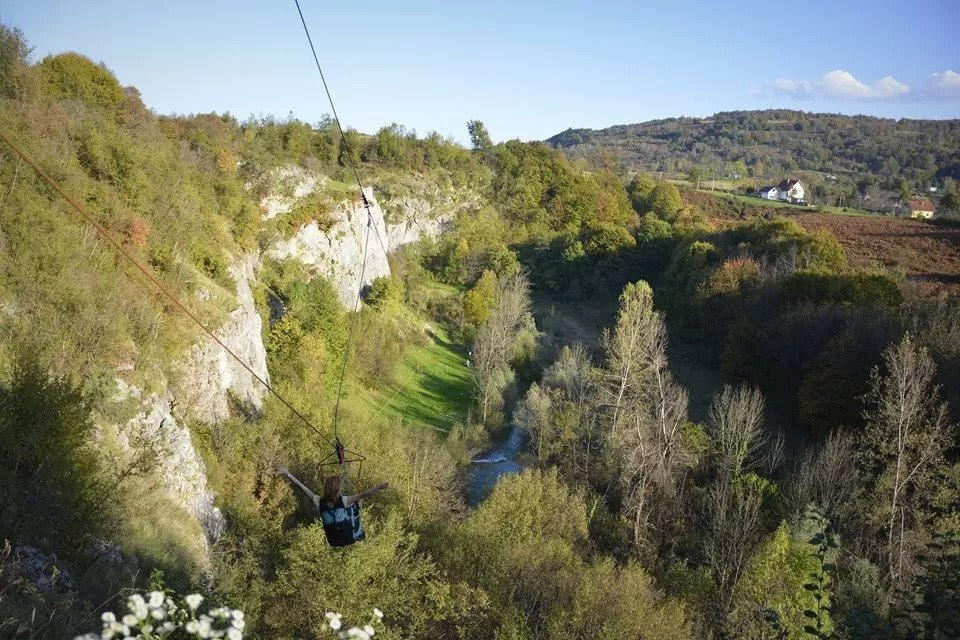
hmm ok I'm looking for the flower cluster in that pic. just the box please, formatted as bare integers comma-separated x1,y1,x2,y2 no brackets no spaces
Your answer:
322,608,384,640
74,592,245,640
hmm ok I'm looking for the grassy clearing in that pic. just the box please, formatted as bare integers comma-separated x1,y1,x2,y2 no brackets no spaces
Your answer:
354,323,472,434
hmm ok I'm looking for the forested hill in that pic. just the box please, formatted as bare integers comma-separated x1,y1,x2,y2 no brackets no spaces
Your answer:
547,109,960,184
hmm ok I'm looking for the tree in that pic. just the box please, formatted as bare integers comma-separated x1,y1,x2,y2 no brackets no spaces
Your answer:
466,120,493,153
900,178,912,204
0,24,32,99
39,52,126,110
472,272,535,425
599,281,691,547
709,385,778,480
627,173,657,213
787,430,858,522
728,515,836,640
463,270,498,328
0,359,109,559
649,182,684,220
860,335,953,588
688,167,704,187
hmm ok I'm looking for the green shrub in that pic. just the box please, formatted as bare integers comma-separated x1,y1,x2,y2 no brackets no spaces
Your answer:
0,359,108,560
365,276,405,308
782,270,902,307
40,52,125,110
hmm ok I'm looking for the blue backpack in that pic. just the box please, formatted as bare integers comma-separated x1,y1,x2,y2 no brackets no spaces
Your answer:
319,497,365,547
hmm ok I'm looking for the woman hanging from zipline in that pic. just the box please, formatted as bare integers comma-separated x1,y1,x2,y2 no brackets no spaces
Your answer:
275,466,389,547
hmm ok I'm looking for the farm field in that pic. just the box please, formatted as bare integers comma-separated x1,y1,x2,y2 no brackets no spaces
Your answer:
794,213,960,296
682,187,960,295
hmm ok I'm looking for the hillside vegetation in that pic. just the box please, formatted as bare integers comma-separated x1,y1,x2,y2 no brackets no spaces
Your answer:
549,109,960,214
1,23,959,640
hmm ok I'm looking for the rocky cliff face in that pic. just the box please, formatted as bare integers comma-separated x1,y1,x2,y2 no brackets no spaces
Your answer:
268,187,392,307
115,254,269,546
116,380,226,541
174,254,269,423
262,166,478,306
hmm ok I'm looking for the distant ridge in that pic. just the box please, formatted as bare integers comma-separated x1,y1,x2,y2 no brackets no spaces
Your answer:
545,109,960,182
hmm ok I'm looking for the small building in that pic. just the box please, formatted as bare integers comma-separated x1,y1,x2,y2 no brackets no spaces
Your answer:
909,198,936,219
775,179,806,204
758,185,779,200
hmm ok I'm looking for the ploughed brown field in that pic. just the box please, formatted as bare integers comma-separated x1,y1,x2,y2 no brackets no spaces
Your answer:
793,214,960,296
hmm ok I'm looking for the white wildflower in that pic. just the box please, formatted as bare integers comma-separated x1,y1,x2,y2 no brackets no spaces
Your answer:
148,591,164,608
231,610,244,621
226,629,243,640
185,593,204,611
346,627,370,640
151,607,166,620
161,621,176,633
101,612,116,624
231,618,246,631
325,612,342,621
121,614,138,627
363,624,375,636
372,608,383,620
185,620,200,634
197,619,212,638
329,618,342,631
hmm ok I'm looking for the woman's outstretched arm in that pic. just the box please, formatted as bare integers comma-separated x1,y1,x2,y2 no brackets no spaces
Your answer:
344,482,389,508
276,467,321,508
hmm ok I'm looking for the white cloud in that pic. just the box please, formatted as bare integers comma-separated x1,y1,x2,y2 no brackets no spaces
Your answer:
772,69,911,100
929,70,960,94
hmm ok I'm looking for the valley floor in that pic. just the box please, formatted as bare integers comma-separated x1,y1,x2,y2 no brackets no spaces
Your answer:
355,323,472,434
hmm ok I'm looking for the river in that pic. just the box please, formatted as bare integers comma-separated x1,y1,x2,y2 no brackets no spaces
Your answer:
464,423,528,507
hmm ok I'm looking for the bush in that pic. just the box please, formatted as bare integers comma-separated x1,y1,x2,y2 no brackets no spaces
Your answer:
0,359,108,559
364,276,405,308
781,270,902,307
40,52,125,111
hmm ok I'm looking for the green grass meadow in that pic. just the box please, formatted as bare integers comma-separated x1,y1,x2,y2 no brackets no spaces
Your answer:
354,323,472,434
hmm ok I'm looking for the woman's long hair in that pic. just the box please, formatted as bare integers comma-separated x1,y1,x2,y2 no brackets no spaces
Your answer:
322,476,341,505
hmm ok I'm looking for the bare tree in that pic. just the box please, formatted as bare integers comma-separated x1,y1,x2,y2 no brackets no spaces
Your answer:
472,272,535,425
703,476,766,618
708,384,772,480
598,281,691,547
786,429,857,522
861,334,953,587
540,344,598,477
596,281,658,438
514,382,554,461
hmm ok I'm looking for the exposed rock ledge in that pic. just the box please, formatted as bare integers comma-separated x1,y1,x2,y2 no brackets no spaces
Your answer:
173,254,269,424
263,168,477,307
115,255,269,544
116,380,226,541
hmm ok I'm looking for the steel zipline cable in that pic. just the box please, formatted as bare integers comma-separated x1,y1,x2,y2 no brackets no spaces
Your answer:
0,2,386,456
292,0,388,441
0,130,337,448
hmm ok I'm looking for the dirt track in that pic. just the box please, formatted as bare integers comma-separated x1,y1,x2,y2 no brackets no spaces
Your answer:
794,214,960,296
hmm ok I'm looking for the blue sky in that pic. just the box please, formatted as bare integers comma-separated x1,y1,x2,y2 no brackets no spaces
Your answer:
2,0,958,143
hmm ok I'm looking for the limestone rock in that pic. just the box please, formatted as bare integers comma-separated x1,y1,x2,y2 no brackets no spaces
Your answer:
174,254,269,424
